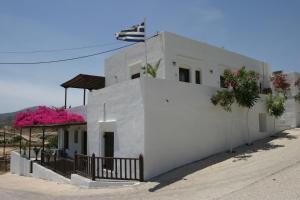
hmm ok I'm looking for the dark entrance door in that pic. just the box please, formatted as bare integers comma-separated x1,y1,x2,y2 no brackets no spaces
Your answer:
64,130,69,150
104,132,114,170
82,131,87,155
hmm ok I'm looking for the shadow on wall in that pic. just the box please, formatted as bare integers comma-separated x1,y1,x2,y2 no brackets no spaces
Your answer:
148,130,297,192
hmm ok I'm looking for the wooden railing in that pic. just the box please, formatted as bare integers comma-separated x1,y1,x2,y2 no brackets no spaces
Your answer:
75,153,144,181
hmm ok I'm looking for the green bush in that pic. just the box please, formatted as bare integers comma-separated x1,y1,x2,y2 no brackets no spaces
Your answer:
266,93,286,118
295,92,300,102
211,90,235,112
48,135,58,148
142,59,161,78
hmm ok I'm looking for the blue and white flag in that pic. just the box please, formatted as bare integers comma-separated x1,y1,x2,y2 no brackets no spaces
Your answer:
116,22,145,42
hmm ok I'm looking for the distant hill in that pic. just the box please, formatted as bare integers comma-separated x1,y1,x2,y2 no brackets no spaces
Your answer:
0,107,37,128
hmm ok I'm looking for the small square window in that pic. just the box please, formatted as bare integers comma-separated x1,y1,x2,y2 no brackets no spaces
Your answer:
195,70,201,84
74,130,78,143
131,73,140,79
220,76,228,88
179,68,190,82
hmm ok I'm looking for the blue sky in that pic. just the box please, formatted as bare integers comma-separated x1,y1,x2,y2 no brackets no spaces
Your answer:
0,0,299,113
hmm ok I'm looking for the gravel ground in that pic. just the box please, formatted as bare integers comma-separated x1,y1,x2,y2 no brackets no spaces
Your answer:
1,128,300,200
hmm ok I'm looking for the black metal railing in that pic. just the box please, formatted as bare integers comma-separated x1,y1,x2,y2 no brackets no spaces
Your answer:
75,153,144,181
40,150,74,178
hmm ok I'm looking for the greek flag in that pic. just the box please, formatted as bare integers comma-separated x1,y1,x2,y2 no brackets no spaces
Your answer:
116,22,145,42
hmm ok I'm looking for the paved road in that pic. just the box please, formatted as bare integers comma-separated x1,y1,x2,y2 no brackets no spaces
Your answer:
1,129,300,200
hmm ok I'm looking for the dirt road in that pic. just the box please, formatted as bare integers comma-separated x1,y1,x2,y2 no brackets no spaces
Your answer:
1,129,300,200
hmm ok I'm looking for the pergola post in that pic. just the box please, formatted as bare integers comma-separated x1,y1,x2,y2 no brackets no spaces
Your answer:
19,128,22,154
64,88,68,109
28,128,32,159
83,89,86,105
3,130,6,157
42,128,45,152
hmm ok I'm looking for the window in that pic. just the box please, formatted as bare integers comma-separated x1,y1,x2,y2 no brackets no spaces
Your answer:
195,70,201,84
179,68,190,82
74,130,78,143
64,130,69,149
129,62,142,79
220,76,228,88
259,113,267,132
131,73,140,79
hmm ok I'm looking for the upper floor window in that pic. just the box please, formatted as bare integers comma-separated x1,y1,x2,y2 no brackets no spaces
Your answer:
195,70,201,84
179,68,190,82
131,73,140,79
220,76,228,88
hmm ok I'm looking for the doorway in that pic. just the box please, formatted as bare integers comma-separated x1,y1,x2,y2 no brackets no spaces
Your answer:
104,132,114,170
82,131,87,155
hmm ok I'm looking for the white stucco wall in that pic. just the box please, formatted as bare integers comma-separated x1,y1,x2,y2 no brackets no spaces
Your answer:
10,151,32,176
275,72,300,129
68,105,87,119
105,34,164,86
162,32,271,89
88,31,278,180
32,163,71,184
58,125,87,158
87,79,145,158
142,77,273,179
104,32,271,90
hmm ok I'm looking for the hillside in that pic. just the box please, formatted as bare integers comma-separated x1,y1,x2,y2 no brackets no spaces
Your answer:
0,107,37,128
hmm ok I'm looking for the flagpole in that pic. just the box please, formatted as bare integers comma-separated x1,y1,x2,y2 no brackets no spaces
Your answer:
144,17,148,77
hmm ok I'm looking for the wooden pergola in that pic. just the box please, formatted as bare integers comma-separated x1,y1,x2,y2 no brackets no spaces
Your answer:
61,74,105,108
18,122,87,159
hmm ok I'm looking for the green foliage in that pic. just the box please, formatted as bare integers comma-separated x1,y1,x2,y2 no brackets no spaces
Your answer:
211,66,260,111
48,135,58,148
211,90,235,112
271,73,291,96
266,93,286,118
231,67,260,108
142,59,161,78
295,92,300,102
295,77,300,103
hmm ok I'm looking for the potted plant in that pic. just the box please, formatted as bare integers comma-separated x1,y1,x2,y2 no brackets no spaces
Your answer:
142,59,161,78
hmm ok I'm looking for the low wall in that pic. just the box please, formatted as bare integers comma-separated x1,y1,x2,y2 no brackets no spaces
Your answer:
10,151,32,176
32,163,70,184
143,78,275,179
70,174,138,188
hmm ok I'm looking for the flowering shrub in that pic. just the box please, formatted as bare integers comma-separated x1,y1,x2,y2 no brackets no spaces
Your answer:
212,66,260,111
211,90,235,112
271,73,290,95
14,106,85,127
295,77,300,88
211,66,260,145
266,93,286,118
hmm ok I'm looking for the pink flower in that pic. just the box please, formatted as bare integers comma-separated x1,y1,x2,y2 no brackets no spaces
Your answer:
14,106,85,128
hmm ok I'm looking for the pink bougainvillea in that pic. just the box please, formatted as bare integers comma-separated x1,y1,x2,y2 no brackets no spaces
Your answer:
271,73,290,93
14,106,85,127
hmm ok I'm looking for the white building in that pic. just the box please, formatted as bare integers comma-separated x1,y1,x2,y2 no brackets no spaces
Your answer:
274,72,300,130
13,32,288,183
79,32,276,180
